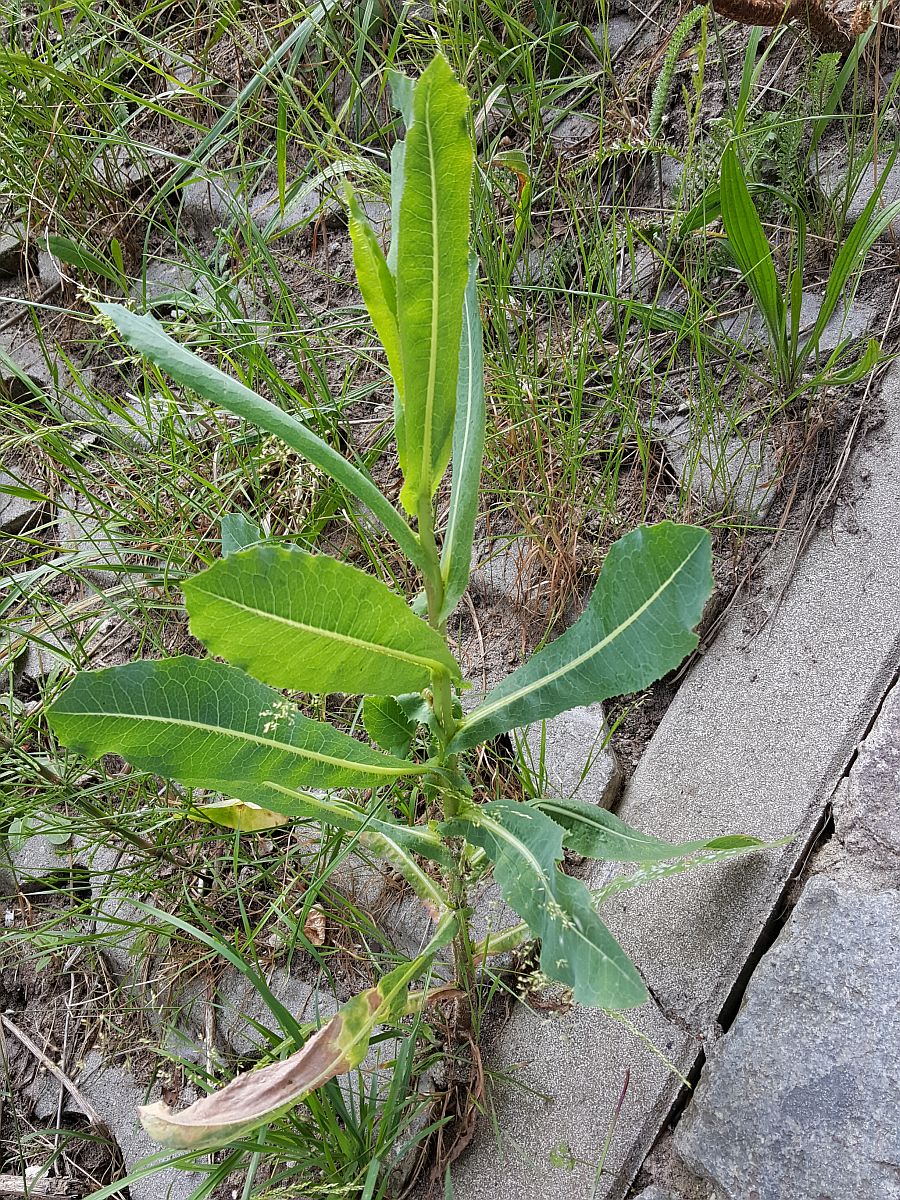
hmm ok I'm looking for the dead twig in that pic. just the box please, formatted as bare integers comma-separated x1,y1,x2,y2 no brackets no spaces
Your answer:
0,1016,106,1131
0,1176,82,1199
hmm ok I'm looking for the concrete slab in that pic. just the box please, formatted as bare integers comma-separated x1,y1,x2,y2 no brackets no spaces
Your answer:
452,362,900,1199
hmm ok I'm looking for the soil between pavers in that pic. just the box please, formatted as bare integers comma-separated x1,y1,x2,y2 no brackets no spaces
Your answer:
451,364,900,1200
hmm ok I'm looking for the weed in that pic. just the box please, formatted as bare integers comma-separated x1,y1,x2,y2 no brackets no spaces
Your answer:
41,57,772,1180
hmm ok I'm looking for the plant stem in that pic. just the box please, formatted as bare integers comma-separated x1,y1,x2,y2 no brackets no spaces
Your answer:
415,495,475,1026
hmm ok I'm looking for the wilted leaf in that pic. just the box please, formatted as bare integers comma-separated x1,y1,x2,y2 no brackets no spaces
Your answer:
138,954,429,1149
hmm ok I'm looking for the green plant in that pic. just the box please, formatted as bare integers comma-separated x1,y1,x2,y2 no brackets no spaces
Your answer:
45,56,768,1162
718,142,900,399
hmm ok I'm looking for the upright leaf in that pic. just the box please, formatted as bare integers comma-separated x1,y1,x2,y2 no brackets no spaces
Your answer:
184,546,461,696
533,798,767,863
439,256,485,622
450,523,712,752
48,658,421,797
395,54,473,513
96,303,427,573
346,187,403,397
139,954,430,1150
719,146,785,358
445,800,646,1009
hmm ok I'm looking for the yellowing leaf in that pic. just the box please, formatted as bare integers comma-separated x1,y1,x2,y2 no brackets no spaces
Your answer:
191,799,289,832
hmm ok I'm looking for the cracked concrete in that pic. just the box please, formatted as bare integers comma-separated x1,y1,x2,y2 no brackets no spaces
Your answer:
452,361,900,1200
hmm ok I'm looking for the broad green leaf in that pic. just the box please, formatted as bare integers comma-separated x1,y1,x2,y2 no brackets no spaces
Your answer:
450,523,712,753
255,781,452,868
47,658,421,797
720,146,784,359
96,303,426,573
139,953,429,1150
188,799,290,832
363,695,418,757
395,54,473,513
799,175,900,368
184,546,461,696
219,511,263,556
439,256,485,622
592,836,791,906
445,799,647,1009
533,798,767,863
472,833,783,965
347,186,403,396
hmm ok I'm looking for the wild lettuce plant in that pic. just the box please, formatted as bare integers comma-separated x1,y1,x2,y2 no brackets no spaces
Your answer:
47,56,766,1150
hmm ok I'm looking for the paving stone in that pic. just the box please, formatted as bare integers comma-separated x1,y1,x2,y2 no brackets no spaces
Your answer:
38,249,65,289
821,154,900,222
77,1051,200,1200
469,537,532,604
0,331,61,406
544,109,600,156
249,182,343,240
656,414,777,519
0,467,47,535
452,361,900,1199
832,678,900,879
57,488,132,584
129,261,201,307
674,878,900,1200
214,966,340,1056
3,834,90,901
520,703,623,808
601,14,639,52
720,292,876,359
0,232,36,278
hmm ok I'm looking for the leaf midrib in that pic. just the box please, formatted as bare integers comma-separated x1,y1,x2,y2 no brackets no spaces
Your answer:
459,538,704,734
421,78,440,497
61,709,420,777
189,583,451,677
482,813,633,986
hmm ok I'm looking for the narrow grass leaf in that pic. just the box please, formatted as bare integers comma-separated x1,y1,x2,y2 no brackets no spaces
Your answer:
450,523,712,752
139,955,429,1150
395,54,473,513
439,256,485,622
48,657,421,795
96,304,427,573
184,545,461,696
445,800,646,1009
720,145,784,357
